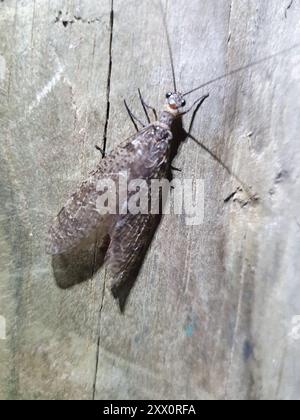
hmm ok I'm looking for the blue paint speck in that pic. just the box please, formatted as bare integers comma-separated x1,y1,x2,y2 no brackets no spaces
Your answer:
184,323,195,337
243,340,253,361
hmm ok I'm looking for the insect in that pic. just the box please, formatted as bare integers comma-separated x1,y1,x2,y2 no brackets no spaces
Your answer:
46,91,209,290
46,3,215,295
46,3,294,297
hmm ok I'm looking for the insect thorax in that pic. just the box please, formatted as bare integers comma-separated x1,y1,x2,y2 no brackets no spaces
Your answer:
158,110,177,130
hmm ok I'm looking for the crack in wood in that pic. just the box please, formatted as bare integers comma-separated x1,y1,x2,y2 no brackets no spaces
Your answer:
92,278,106,400
92,0,114,400
285,0,294,18
102,2,114,154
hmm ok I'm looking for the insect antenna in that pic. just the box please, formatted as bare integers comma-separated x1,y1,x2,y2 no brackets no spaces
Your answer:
159,0,177,92
181,94,209,116
183,43,300,97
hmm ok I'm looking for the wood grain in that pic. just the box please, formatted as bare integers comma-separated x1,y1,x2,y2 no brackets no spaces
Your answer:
0,0,300,400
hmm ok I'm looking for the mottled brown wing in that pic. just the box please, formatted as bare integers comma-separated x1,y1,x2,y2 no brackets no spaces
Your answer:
46,174,110,255
46,127,152,255
104,124,173,288
47,122,172,260
105,213,161,290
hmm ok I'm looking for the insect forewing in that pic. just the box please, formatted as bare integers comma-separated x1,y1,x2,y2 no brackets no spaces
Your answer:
46,124,171,257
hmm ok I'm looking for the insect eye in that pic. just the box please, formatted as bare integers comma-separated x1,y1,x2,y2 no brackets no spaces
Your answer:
181,99,186,107
166,92,172,99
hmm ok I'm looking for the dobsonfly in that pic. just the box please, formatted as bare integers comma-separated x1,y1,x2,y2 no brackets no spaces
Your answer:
46,1,296,298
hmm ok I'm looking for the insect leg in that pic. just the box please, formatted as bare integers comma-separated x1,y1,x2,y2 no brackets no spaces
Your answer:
124,99,145,132
185,95,235,175
181,94,209,121
137,89,150,124
184,94,242,186
95,145,105,158
187,94,209,135
186,104,255,201
138,88,158,121
171,165,182,172
187,131,255,200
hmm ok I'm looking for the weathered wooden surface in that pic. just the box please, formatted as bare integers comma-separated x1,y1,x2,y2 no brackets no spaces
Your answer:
0,0,300,400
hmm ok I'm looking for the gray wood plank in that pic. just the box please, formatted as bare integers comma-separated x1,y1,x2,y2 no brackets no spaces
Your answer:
0,0,300,400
